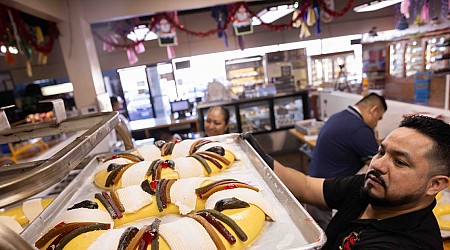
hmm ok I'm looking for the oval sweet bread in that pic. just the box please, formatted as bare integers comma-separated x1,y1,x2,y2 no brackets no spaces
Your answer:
0,197,54,230
35,177,275,250
94,139,237,190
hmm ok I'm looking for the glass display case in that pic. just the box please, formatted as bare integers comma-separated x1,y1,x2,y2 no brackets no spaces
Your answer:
274,97,304,129
196,90,310,134
389,41,406,77
425,35,450,74
239,101,271,133
405,39,423,77
225,56,265,97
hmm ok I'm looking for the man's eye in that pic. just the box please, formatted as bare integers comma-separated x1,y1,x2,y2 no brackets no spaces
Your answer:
394,159,407,166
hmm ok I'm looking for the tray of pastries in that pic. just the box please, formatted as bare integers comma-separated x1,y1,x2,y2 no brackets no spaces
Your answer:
20,133,325,249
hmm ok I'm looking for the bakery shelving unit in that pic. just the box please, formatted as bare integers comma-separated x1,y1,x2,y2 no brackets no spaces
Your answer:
0,102,130,208
389,40,406,77
197,90,310,134
225,56,265,97
405,38,423,77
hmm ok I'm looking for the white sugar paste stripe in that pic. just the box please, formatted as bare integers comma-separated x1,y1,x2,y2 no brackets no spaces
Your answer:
173,157,204,179
136,144,162,161
87,228,125,250
170,177,207,215
159,217,216,250
171,139,196,158
22,198,43,222
121,161,151,187
116,185,153,214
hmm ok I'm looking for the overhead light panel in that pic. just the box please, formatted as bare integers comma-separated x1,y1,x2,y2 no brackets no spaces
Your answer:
127,25,158,41
252,4,294,26
354,0,402,12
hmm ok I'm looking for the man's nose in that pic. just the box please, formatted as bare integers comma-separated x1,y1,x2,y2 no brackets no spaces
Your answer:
371,155,388,174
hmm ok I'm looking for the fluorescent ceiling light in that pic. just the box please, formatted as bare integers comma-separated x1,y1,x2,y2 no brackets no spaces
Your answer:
354,0,402,12
225,56,262,65
252,4,294,26
127,25,158,41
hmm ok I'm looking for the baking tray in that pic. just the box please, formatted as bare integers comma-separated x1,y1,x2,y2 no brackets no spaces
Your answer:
21,133,326,249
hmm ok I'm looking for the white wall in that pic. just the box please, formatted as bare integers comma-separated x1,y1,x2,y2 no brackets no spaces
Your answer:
319,91,450,140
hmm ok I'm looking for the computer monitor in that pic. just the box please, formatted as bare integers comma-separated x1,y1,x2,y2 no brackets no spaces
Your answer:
170,100,190,118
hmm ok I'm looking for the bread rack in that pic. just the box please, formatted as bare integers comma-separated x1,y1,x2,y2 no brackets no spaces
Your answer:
0,99,132,208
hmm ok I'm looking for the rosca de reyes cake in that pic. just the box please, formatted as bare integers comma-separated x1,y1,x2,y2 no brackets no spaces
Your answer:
94,139,238,190
34,177,276,250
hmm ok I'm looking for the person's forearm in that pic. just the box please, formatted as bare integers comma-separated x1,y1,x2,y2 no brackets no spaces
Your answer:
273,161,326,207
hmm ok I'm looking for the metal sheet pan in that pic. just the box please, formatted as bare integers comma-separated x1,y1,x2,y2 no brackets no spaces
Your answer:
22,133,326,249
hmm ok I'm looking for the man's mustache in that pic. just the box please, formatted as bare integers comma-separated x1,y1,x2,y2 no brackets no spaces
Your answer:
365,169,387,189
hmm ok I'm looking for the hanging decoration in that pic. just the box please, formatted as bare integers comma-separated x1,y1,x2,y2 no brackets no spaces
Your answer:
421,0,430,24
211,5,230,47
94,0,358,63
400,0,411,19
233,4,253,36
156,17,178,46
0,4,60,76
320,0,335,23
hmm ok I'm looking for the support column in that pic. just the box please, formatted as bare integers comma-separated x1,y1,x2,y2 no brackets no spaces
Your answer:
57,0,106,112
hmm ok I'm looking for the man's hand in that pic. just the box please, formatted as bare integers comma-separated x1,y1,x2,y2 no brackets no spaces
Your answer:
240,132,274,170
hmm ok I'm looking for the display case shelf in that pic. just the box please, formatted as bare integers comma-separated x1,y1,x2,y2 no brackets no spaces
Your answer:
225,56,265,96
197,90,310,134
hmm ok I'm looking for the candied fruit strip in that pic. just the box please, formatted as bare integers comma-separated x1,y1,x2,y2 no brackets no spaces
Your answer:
112,163,135,185
187,214,226,250
102,191,123,219
141,180,156,195
54,223,109,250
195,179,237,194
199,182,259,199
116,153,144,162
198,151,231,165
198,209,248,242
105,165,126,187
188,154,212,174
110,190,125,212
159,179,170,208
67,200,98,210
125,226,147,250
107,163,127,172
214,197,250,212
165,179,177,203
197,211,236,245
146,159,161,177
195,153,223,169
118,227,139,250
95,193,117,219
35,222,93,248
155,180,164,212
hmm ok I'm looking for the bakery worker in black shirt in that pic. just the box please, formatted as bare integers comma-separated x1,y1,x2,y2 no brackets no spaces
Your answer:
247,115,450,249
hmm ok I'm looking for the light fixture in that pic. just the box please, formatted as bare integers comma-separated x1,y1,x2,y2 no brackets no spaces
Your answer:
252,4,295,26
354,0,402,12
127,25,158,41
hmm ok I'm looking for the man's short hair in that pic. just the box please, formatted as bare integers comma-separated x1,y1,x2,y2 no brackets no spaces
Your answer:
356,93,388,112
400,115,450,176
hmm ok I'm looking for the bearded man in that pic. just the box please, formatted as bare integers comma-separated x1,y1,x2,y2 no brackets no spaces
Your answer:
257,115,450,249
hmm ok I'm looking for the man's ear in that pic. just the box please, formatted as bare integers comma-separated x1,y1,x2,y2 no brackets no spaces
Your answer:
370,105,379,114
427,175,449,196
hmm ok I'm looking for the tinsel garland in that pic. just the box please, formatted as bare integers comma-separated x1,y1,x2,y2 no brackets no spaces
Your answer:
95,0,356,50
0,5,59,55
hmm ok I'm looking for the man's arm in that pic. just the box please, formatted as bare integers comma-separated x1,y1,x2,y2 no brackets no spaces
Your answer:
273,161,327,207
